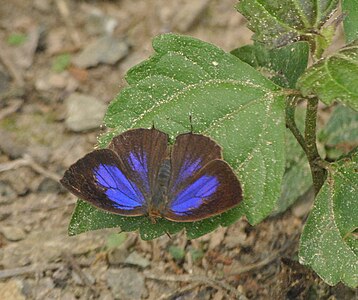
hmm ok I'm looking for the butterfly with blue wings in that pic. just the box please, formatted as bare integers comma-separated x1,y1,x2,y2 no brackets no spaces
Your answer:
60,128,243,223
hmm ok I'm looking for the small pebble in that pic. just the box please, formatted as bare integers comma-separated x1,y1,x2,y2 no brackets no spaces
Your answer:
0,280,25,300
107,268,147,300
64,93,106,132
124,251,150,268
107,247,128,265
1,226,26,241
73,36,129,68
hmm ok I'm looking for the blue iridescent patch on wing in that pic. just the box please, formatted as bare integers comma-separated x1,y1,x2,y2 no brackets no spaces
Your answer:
94,164,145,210
170,175,219,215
127,151,150,193
172,158,201,189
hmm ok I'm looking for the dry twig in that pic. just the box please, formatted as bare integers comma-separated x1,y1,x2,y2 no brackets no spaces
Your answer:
0,154,61,182
0,40,25,87
62,252,99,299
55,0,81,47
144,271,247,300
159,282,200,300
0,87,25,101
0,99,23,120
0,198,76,218
62,252,98,297
227,233,299,277
62,252,92,286
0,263,62,280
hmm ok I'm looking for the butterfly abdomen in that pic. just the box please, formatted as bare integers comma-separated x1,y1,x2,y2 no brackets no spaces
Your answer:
149,159,171,217
157,159,171,187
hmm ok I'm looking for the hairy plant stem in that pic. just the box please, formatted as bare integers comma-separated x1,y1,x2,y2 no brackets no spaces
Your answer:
304,97,327,194
286,96,327,195
285,96,307,153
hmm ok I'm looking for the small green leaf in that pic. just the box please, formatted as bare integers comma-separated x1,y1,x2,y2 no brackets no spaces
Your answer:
189,248,204,262
69,34,286,239
231,41,309,88
319,105,358,159
299,148,358,287
297,41,358,111
106,232,127,249
236,0,339,47
314,25,335,59
7,33,27,46
342,0,358,43
169,246,185,261
52,53,71,73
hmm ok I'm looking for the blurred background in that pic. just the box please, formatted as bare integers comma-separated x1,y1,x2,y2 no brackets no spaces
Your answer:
0,1,355,299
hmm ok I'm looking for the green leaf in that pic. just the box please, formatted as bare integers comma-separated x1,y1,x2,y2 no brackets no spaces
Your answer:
106,232,127,249
231,41,309,88
274,108,312,213
319,104,358,160
7,33,27,46
189,248,204,262
52,53,71,73
297,41,358,111
69,34,286,239
299,148,358,287
169,246,185,261
314,25,336,59
342,0,358,43
236,0,339,47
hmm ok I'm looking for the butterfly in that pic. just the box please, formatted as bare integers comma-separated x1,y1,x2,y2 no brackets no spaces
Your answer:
60,127,243,223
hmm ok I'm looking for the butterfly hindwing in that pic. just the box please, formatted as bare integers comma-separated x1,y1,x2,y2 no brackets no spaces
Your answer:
168,132,222,197
165,159,243,222
60,149,146,215
165,133,242,222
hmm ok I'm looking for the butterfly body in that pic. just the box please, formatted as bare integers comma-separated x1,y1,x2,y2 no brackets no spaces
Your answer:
148,158,171,222
61,128,243,222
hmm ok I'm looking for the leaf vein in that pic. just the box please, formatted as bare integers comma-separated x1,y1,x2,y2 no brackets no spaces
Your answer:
131,79,270,125
324,59,358,97
254,0,303,34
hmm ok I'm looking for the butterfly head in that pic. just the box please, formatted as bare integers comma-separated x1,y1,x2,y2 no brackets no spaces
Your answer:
147,208,160,224
147,192,168,224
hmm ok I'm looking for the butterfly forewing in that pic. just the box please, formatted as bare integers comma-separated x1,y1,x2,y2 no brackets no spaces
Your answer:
60,149,146,216
60,128,169,216
108,128,169,200
164,159,242,222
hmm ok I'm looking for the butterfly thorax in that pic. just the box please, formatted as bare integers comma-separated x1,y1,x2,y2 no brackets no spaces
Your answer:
148,158,171,222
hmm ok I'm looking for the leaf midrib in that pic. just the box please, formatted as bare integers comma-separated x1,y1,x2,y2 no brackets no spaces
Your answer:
327,171,358,261
324,59,358,97
254,0,305,34
131,78,273,126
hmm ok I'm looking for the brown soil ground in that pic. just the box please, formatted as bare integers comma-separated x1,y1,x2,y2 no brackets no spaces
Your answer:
0,1,356,299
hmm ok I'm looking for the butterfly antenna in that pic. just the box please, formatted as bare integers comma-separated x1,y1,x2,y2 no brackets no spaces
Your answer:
189,113,193,133
165,230,172,239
